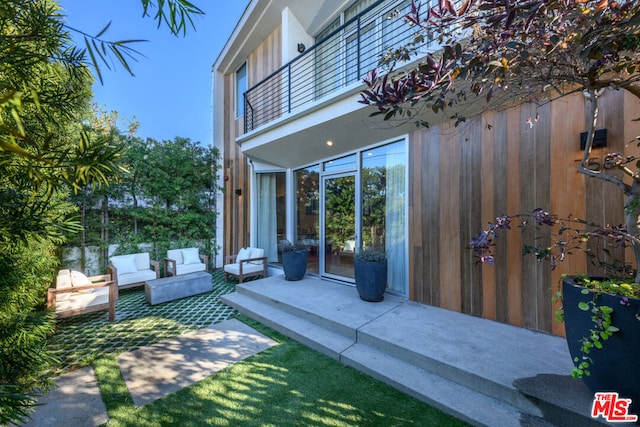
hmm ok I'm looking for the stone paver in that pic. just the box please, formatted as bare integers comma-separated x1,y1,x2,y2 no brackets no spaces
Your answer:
24,318,277,424
117,318,278,407
22,366,107,427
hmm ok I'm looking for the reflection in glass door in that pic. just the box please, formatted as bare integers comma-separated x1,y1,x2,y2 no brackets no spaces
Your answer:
323,174,356,280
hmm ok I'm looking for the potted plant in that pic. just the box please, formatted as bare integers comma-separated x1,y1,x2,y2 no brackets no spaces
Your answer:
469,210,640,413
359,0,640,412
354,247,387,302
279,240,308,281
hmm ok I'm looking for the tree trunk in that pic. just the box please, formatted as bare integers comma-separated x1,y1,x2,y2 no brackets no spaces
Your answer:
101,195,109,270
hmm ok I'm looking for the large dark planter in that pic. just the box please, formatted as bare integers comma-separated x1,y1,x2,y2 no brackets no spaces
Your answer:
354,259,387,302
562,277,640,413
282,250,307,281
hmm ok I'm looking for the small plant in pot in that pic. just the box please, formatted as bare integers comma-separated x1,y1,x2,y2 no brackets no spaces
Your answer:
279,240,308,281
470,210,640,412
354,247,387,302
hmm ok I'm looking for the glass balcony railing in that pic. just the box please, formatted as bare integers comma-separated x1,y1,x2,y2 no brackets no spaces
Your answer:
243,0,421,133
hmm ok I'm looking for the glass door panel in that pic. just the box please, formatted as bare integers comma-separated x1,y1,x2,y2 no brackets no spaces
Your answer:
323,174,356,280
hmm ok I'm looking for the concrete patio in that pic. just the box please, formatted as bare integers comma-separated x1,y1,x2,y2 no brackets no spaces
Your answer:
222,274,635,426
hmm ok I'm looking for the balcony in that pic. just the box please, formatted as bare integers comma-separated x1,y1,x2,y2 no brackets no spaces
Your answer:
243,0,419,134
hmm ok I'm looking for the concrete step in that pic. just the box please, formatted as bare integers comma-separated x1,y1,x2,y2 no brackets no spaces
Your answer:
341,342,553,427
221,291,355,360
352,303,609,426
221,277,627,426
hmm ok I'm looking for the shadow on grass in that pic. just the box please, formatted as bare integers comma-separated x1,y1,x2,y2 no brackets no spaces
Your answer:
97,316,469,427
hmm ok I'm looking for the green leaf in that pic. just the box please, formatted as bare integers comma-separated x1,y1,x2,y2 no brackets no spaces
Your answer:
578,301,590,311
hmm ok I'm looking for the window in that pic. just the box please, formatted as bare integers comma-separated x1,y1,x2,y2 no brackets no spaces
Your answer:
295,166,320,274
235,63,247,119
361,140,407,294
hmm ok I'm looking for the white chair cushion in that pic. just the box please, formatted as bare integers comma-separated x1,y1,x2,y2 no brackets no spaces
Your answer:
70,270,94,293
110,255,138,274
117,269,156,286
248,247,265,264
182,248,200,264
55,287,109,314
223,263,265,276
176,262,206,275
167,249,184,265
56,271,72,289
133,253,151,271
236,247,251,262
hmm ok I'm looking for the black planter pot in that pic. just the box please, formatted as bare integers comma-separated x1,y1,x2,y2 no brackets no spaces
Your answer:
562,277,640,413
354,259,387,302
282,250,307,281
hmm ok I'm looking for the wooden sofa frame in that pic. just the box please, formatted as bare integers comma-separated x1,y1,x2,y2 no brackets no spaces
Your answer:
47,273,117,322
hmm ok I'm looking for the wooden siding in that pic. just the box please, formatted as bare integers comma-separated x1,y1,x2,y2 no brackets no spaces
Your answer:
222,27,282,259
409,89,640,335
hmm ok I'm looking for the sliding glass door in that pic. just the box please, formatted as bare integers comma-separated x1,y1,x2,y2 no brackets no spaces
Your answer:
322,173,357,280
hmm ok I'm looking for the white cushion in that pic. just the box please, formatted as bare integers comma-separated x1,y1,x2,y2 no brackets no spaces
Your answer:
70,270,94,293
117,269,157,287
110,255,138,274
133,253,151,271
236,247,251,262
175,262,206,275
223,262,265,276
56,271,72,289
55,287,109,314
182,248,200,265
248,247,265,265
344,240,356,252
167,249,184,265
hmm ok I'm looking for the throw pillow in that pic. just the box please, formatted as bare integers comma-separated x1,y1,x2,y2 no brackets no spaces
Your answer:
249,248,265,264
70,270,95,293
110,255,138,274
182,248,201,265
236,247,251,262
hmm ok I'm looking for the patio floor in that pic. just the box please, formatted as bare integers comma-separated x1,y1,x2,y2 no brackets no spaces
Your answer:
49,270,239,372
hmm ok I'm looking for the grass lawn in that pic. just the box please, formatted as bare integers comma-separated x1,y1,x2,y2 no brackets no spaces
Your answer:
95,317,469,427
48,272,468,426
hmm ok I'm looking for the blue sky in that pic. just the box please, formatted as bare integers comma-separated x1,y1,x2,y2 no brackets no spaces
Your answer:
60,0,249,146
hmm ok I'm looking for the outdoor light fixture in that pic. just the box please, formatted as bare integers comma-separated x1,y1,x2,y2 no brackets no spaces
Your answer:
297,43,306,53
580,128,607,150
235,189,242,196
326,140,333,147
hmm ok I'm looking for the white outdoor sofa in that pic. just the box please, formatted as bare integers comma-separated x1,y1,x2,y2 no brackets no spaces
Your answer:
48,270,117,321
164,247,208,276
223,247,268,283
108,252,159,295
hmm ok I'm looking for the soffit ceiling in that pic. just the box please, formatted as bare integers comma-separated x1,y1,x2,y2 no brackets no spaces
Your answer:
214,0,353,74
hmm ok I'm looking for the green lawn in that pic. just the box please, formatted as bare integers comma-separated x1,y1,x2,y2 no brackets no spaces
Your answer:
48,272,468,426
95,317,468,427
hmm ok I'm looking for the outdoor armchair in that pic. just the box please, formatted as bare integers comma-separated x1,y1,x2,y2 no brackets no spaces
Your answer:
48,270,117,321
223,247,268,283
108,252,159,296
164,247,208,277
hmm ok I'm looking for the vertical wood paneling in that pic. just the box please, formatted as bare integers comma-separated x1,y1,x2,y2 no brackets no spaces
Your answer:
550,92,586,337
492,110,509,323
505,106,523,327
459,119,483,317
222,27,281,259
424,128,441,305
408,131,421,301
440,123,462,311
519,102,538,330
481,111,496,321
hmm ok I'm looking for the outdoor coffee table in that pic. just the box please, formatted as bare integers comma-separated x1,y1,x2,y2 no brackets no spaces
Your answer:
144,271,212,305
